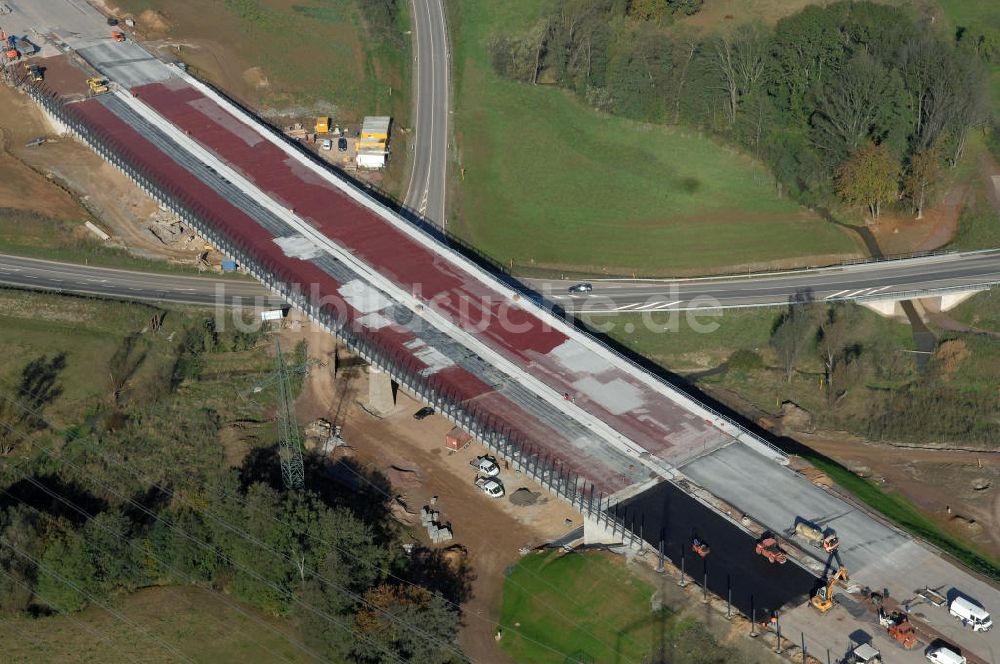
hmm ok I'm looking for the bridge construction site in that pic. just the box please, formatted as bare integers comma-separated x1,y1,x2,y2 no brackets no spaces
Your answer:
2,2,998,663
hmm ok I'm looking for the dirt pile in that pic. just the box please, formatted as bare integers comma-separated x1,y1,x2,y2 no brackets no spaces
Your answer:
385,465,423,491
138,9,170,33
508,488,541,506
775,401,814,434
935,339,970,381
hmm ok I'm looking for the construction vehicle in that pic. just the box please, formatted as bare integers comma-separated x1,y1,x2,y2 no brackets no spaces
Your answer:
950,596,992,632
691,537,710,558
845,643,882,664
810,566,849,613
23,62,42,82
316,116,330,134
2,29,17,60
878,608,918,649
112,30,126,42
14,36,35,56
87,77,109,94
794,520,839,553
755,533,787,564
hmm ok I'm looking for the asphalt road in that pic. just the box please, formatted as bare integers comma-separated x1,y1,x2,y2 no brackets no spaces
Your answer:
404,0,449,226
539,250,1000,312
0,253,280,307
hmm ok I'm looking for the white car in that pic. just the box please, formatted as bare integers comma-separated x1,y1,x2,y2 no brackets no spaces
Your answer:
926,646,966,664
478,478,504,498
322,138,332,150
472,456,500,478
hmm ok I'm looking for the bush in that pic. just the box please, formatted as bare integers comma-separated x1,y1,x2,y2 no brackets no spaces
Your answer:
727,348,763,372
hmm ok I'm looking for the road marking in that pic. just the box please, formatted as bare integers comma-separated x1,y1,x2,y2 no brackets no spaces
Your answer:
615,302,645,311
842,288,871,297
651,300,682,311
869,285,891,293
824,289,850,300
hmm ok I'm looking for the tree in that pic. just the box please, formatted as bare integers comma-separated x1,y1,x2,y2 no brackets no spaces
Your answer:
836,141,900,221
83,511,142,593
353,584,462,664
817,306,859,406
810,53,901,157
36,531,98,613
904,144,941,220
770,302,817,382
0,506,43,613
714,25,766,127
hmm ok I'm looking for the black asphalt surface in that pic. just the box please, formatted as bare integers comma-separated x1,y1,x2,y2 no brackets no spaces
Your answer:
620,481,817,617
0,253,281,307
404,0,449,226
540,250,1000,312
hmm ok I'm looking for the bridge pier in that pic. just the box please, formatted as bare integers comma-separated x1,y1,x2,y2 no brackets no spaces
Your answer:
860,287,988,319
367,366,397,416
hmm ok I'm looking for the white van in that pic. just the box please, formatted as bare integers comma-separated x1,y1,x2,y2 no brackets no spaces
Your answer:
925,646,966,664
950,596,992,632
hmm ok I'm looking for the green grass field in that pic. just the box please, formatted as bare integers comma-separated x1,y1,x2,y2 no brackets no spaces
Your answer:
2,585,312,663
500,551,735,664
936,0,1000,109
948,289,1000,332
449,0,861,276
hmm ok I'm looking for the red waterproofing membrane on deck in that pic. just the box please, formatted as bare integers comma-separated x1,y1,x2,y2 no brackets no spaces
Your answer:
131,80,729,464
70,97,632,491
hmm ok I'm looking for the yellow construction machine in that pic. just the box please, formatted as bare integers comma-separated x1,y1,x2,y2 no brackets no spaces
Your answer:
87,77,109,94
811,566,849,613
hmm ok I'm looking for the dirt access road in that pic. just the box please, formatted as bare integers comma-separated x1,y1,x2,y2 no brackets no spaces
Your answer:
795,432,1000,559
286,320,579,664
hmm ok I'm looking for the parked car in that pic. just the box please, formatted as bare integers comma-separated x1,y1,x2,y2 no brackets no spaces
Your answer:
477,478,504,498
567,282,593,293
926,646,967,664
322,138,333,151
472,456,500,478
413,406,434,421
338,137,348,152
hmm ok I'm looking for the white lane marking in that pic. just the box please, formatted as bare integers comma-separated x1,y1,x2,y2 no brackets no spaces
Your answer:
615,302,645,311
869,285,891,293
651,300,682,311
842,288,871,297
824,289,850,300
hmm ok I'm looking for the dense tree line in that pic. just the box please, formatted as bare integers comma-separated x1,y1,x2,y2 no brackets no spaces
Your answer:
0,318,464,662
490,1,991,217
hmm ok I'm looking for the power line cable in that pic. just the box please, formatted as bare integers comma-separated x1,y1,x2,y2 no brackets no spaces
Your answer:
0,393,468,663
53,405,636,663
0,536,197,664
0,566,141,663
1,387,630,664
0,484,316,664
0,404,420,664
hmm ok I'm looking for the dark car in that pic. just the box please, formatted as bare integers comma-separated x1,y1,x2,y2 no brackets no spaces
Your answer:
567,282,593,294
413,406,434,420
338,137,348,152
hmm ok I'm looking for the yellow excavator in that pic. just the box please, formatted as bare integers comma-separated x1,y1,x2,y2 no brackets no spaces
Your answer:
87,77,109,94
811,566,849,613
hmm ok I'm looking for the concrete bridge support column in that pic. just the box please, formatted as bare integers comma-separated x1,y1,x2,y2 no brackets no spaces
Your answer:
367,366,396,416
583,514,624,546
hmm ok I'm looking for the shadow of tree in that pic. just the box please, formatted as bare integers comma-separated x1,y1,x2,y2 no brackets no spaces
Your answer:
0,474,107,527
405,545,476,605
0,353,67,455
